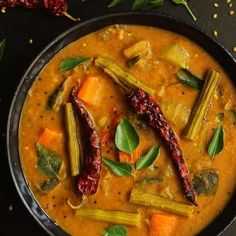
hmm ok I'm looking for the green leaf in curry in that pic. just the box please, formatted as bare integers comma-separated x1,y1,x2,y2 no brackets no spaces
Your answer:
127,55,140,68
136,145,160,170
103,157,133,176
36,143,62,179
176,68,203,90
208,123,224,158
103,224,127,236
192,170,219,195
108,0,124,8
39,177,60,193
115,118,140,154
0,38,6,60
60,57,90,71
46,81,65,110
171,0,197,21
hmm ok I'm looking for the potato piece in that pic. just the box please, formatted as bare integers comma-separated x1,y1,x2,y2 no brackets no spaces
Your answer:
124,40,151,59
159,43,189,68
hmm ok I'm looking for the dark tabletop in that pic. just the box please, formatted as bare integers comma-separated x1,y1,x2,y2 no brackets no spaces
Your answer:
0,1,235,235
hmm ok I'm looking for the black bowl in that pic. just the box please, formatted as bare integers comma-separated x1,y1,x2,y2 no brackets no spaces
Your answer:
7,12,236,236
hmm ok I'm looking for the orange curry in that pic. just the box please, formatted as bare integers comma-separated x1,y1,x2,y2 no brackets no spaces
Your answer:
19,25,236,236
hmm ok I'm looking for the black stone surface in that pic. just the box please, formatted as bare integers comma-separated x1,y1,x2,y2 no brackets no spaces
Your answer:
0,1,235,235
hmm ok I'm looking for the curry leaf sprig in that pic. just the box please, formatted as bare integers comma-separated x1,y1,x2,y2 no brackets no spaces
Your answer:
172,0,197,21
0,38,6,60
103,118,160,176
108,0,197,21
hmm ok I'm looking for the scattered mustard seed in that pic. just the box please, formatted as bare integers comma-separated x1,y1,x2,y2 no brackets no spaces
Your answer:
226,0,231,3
229,10,234,15
233,47,236,52
213,13,218,19
213,3,219,7
229,3,233,8
1,7,6,13
9,204,13,211
29,39,33,44
213,30,218,37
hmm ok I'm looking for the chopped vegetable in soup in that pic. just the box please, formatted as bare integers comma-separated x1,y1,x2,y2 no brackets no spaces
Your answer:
19,25,236,236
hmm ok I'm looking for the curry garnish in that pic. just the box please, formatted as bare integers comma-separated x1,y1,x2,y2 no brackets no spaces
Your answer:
60,57,90,71
176,68,203,90
103,157,133,176
103,225,128,236
208,123,224,158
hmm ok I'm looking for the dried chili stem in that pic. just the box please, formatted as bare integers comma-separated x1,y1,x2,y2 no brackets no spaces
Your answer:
63,12,80,22
183,69,221,141
130,188,193,217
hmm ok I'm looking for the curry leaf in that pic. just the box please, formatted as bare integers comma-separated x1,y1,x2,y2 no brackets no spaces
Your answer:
39,178,59,193
192,170,219,195
103,157,133,176
208,123,224,158
115,118,140,154
36,143,62,178
108,0,124,8
176,68,203,90
103,224,127,236
136,145,160,170
127,55,140,68
60,57,90,71
131,0,147,10
171,0,197,21
0,38,6,60
149,0,164,8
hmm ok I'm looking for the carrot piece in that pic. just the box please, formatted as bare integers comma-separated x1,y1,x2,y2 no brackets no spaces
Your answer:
150,213,176,236
77,76,102,106
119,147,140,164
38,128,62,146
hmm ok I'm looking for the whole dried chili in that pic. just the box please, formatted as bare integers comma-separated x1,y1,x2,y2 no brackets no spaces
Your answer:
128,88,197,206
71,87,102,195
0,0,78,21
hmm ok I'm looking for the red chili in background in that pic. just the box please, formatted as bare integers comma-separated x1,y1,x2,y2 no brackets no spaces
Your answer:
0,0,78,21
128,88,197,206
71,87,102,195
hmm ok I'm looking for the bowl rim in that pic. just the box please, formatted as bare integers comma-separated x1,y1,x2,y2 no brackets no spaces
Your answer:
7,11,236,236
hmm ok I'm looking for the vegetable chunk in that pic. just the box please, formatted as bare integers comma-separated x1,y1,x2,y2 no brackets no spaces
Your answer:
77,76,102,106
159,43,189,68
38,128,62,147
150,213,176,236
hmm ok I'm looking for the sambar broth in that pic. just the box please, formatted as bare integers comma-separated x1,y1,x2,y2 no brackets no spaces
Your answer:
19,25,236,236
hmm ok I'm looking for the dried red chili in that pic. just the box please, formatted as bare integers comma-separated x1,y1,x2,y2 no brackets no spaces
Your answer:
71,87,102,195
0,0,78,21
128,88,197,205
